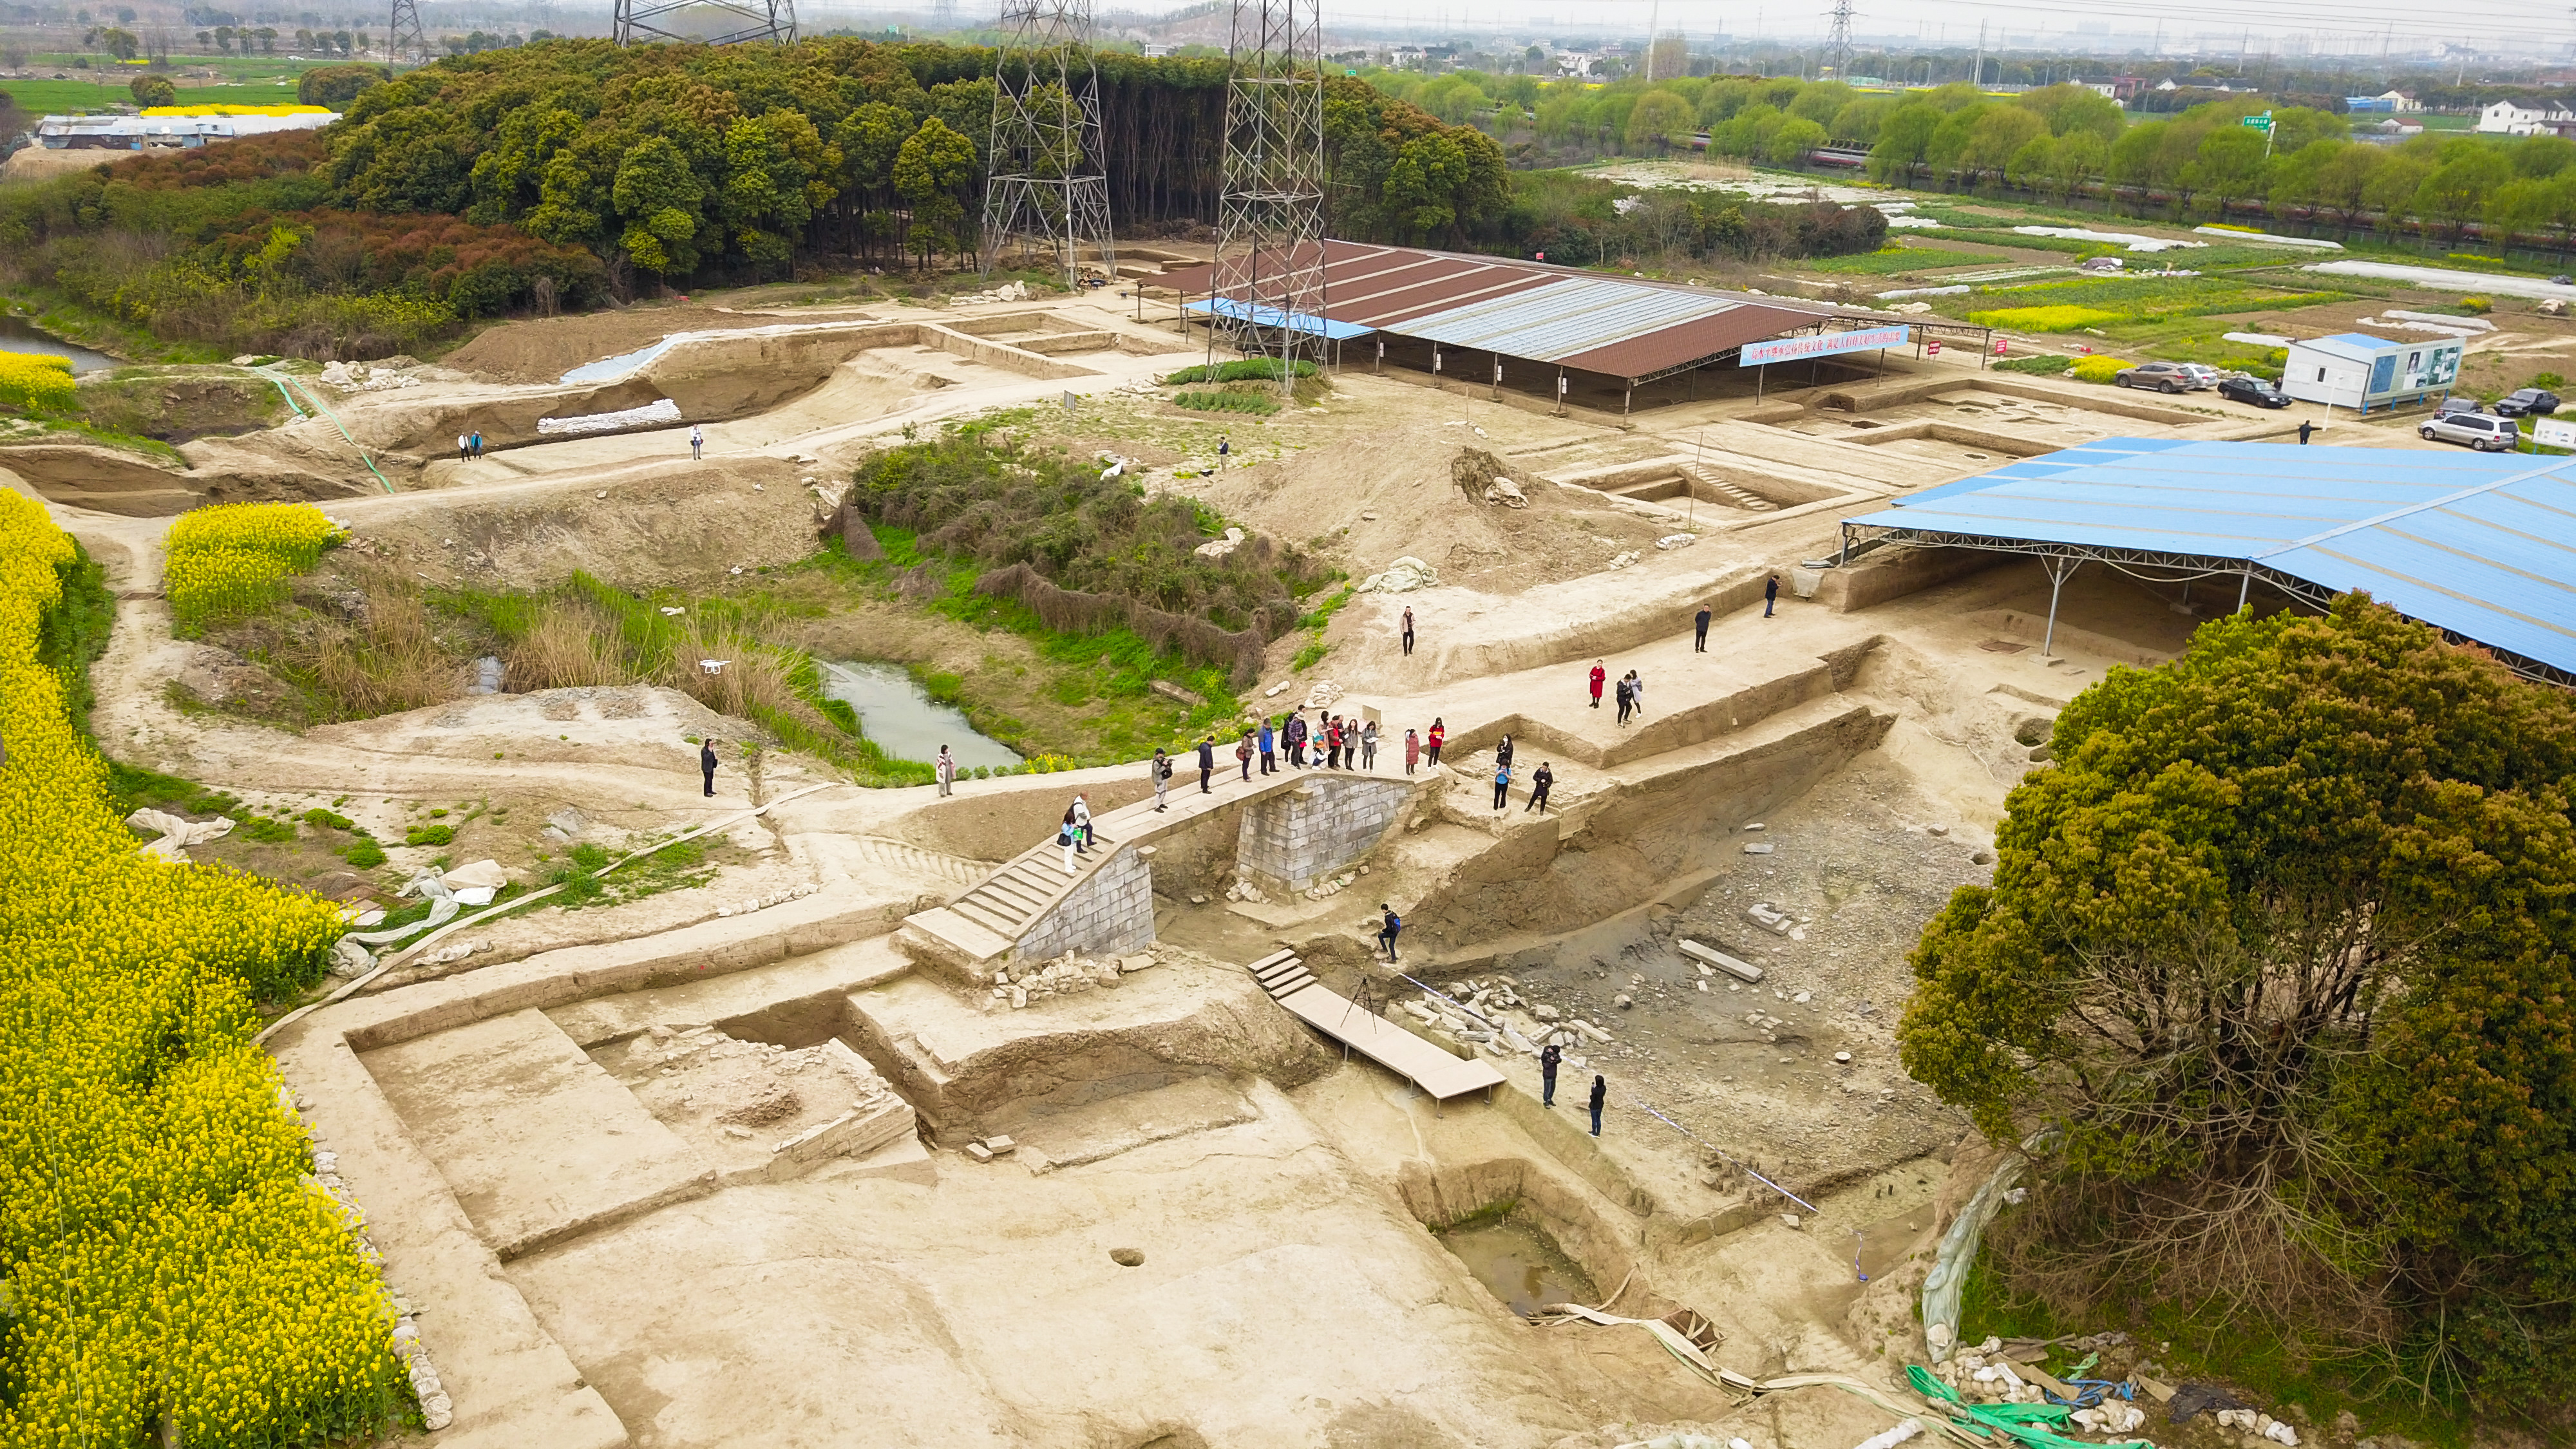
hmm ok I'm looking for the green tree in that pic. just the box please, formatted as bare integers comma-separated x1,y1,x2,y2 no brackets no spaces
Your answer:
1898,596,2576,1406
893,114,976,267
128,73,175,107
2180,124,2268,220
611,135,707,279
2020,83,2123,143
84,24,139,59
1766,116,1826,167
296,62,383,108
1624,89,1696,154
2414,146,2513,243
1867,102,1940,184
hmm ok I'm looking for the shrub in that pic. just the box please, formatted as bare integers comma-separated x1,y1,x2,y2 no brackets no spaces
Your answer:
1162,358,1319,384
2069,355,2132,384
343,835,386,867
129,74,177,108
1966,305,2123,332
0,350,77,412
296,62,386,108
2460,294,2494,314
2535,372,2564,390
402,823,454,847
1991,354,2073,375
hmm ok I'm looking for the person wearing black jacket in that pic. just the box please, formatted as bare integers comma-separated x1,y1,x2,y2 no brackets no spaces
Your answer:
1540,1042,1562,1106
699,738,719,797
1588,1075,1607,1137
1197,735,1215,793
1376,904,1401,961
1526,762,1553,814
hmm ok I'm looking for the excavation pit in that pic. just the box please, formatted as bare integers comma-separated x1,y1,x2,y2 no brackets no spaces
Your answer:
1434,1212,1598,1318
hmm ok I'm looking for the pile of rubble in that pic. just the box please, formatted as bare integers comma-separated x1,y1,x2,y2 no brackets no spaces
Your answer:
952,279,1034,305
1398,974,1610,1063
317,359,422,392
715,882,820,917
984,950,1155,1010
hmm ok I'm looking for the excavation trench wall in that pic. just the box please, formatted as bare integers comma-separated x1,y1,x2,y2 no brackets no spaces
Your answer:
1396,1156,1674,1320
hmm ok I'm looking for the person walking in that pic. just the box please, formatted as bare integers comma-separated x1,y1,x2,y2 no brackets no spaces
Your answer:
1587,1074,1606,1137
1236,730,1253,781
1257,717,1276,775
1404,727,1421,775
1764,574,1779,618
1072,793,1094,855
690,423,705,460
1401,605,1416,656
934,744,955,798
1360,719,1379,770
1588,659,1606,709
1492,760,1511,811
1151,746,1171,811
1426,717,1446,766
1376,903,1402,961
1694,603,1712,652
1526,761,1553,814
1615,674,1633,726
699,737,719,797
1540,1041,1562,1106
1496,734,1514,771
1059,805,1081,875
1197,735,1215,793
1629,669,1645,719
1217,434,1231,459
2298,419,2315,445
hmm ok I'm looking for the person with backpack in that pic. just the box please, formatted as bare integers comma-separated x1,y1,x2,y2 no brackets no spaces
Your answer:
1540,1041,1562,1106
1059,805,1081,875
1376,904,1402,961
1236,730,1254,781
1072,794,1094,855
1151,746,1171,811
1526,761,1553,814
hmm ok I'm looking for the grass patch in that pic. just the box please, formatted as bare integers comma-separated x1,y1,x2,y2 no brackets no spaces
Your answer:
35,537,112,737
1804,243,2007,275
1173,388,1282,415
1968,305,2123,332
1162,357,1318,384
1991,353,2072,375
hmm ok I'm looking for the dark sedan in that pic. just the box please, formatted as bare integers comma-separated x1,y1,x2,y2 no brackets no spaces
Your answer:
2217,375,2291,408
2496,388,2562,417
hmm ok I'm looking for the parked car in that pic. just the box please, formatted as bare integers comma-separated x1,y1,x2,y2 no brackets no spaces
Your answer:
2496,388,2561,417
2436,396,2485,418
2217,375,2291,408
2420,412,2521,451
2112,361,2209,393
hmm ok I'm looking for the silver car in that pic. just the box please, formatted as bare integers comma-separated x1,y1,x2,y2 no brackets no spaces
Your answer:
2420,412,2519,451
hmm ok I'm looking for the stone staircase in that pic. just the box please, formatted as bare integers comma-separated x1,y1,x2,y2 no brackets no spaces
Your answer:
898,834,1117,978
848,836,990,889
1244,948,1320,1001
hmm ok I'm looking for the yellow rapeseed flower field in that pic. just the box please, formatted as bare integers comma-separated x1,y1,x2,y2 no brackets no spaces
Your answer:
0,351,76,412
162,501,343,635
1,488,413,1444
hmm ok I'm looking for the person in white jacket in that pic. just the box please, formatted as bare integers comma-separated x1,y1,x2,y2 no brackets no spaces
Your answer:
935,745,955,797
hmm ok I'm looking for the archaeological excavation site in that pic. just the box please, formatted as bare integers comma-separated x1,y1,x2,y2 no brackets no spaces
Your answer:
15,251,2462,1449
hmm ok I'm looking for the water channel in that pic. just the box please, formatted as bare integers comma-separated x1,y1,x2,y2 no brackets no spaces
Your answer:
818,660,1021,770
0,315,115,374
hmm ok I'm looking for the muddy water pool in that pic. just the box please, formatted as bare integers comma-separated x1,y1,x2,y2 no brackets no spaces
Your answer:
819,659,1021,769
1436,1218,1598,1318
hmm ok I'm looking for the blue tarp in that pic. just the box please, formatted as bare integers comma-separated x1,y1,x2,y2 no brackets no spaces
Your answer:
1844,438,2576,678
1183,296,1375,341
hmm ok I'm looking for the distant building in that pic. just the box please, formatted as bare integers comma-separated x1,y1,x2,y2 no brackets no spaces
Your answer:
2356,115,2427,145
2476,99,2575,135
2283,332,2462,413
33,108,336,151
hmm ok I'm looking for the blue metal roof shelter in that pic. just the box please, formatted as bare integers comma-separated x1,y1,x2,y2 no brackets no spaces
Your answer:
1838,439,2576,685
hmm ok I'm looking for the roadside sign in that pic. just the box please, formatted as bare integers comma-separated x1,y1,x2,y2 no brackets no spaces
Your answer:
2535,417,2576,449
1994,337,2008,355
1927,339,1942,355
2242,112,2273,131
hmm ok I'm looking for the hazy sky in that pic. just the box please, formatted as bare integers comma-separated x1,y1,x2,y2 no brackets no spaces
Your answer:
1052,0,2576,55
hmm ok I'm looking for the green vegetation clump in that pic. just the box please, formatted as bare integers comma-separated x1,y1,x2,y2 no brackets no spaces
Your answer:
1899,596,2576,1418
1990,353,2073,375
1163,358,1318,384
1173,389,1279,415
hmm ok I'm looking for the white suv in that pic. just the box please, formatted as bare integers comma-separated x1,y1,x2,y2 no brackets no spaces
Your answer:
2420,412,2519,451
2175,363,2222,389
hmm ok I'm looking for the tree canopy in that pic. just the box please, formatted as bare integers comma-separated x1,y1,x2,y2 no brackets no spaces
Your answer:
1899,595,2576,1410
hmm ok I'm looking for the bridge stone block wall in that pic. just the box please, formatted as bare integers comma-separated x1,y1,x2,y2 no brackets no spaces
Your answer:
1237,777,1415,898
1014,846,1155,962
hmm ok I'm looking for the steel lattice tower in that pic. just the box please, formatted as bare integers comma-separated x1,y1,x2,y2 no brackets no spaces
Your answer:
980,0,1115,287
1209,0,1326,395
1825,0,1855,79
387,0,426,62
614,0,794,46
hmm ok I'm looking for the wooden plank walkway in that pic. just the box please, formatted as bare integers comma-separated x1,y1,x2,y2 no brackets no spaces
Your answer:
1245,951,1506,1104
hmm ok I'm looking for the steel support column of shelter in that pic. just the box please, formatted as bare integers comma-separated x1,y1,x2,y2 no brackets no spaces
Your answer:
982,0,1116,289
2037,554,2079,656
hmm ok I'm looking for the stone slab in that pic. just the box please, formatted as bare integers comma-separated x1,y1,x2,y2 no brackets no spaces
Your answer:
365,1008,715,1260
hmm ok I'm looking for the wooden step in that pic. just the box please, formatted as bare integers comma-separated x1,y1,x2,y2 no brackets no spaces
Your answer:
1253,958,1309,984
1246,949,1299,976
1264,971,1318,998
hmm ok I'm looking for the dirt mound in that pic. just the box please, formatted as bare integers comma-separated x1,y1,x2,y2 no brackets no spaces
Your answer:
1186,431,1664,593
344,456,824,590
443,305,837,386
0,441,374,517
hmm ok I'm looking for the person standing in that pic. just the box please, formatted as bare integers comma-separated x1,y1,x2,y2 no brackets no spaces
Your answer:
699,737,719,797
1059,805,1081,875
1376,903,1402,961
1360,719,1379,770
934,744,955,797
1236,730,1254,781
1630,669,1645,719
469,430,485,459
1492,760,1511,811
1404,727,1421,775
1496,734,1514,771
1694,603,1712,652
1588,659,1606,709
457,431,471,464
1401,605,1416,656
1526,761,1553,814
1615,674,1633,726
1426,717,1445,766
1151,746,1171,811
1217,435,1231,459
1325,716,1342,770
2298,419,2315,445
1540,1041,1562,1106
1285,712,1307,767
1764,574,1779,618
690,423,705,460
1197,735,1215,793
1587,1074,1607,1137
1257,717,1276,775
1072,794,1094,855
